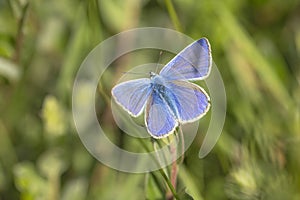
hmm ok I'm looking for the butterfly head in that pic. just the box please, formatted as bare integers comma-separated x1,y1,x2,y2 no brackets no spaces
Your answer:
149,72,157,79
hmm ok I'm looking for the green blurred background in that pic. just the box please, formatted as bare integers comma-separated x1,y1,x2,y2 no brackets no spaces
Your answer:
1,0,300,199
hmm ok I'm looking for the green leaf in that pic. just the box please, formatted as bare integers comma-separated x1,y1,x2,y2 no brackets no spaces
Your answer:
178,188,194,200
178,166,204,200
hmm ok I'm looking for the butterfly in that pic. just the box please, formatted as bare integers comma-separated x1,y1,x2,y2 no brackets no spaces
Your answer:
111,38,212,138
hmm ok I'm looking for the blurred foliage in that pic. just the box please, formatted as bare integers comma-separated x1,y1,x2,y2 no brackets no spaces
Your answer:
0,0,300,199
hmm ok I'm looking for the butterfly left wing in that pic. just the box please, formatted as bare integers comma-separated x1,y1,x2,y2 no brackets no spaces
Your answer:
164,80,210,123
160,38,211,81
111,78,153,117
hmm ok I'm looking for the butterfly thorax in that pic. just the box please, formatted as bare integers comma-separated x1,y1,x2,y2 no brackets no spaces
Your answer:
150,73,164,83
149,71,156,78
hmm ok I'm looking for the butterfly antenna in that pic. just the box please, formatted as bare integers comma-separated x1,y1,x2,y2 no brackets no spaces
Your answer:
155,51,163,74
121,71,149,75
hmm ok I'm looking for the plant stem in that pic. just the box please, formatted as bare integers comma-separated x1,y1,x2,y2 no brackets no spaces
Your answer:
159,168,181,200
13,2,29,63
166,138,178,200
178,125,185,164
164,0,183,32
138,138,181,200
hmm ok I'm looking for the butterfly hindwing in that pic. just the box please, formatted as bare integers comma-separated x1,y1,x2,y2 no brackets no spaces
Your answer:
164,80,210,123
160,38,211,81
111,78,153,117
145,89,178,138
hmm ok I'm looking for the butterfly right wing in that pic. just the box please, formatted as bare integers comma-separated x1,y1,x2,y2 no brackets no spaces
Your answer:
111,78,153,117
159,38,211,81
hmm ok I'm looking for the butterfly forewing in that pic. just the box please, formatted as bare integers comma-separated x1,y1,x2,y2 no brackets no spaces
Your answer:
111,78,153,117
160,38,211,81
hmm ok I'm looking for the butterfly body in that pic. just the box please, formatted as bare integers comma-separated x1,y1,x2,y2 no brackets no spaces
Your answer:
112,38,212,138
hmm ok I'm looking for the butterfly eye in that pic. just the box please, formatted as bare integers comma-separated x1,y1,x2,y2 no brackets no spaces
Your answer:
149,72,156,78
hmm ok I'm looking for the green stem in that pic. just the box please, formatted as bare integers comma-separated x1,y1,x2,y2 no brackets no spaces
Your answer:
178,125,185,164
138,139,181,200
13,2,29,63
159,168,180,200
164,0,183,32
86,0,102,44
166,138,178,200
153,141,169,176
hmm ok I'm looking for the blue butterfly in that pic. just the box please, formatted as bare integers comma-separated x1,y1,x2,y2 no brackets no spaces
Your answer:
112,38,211,138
